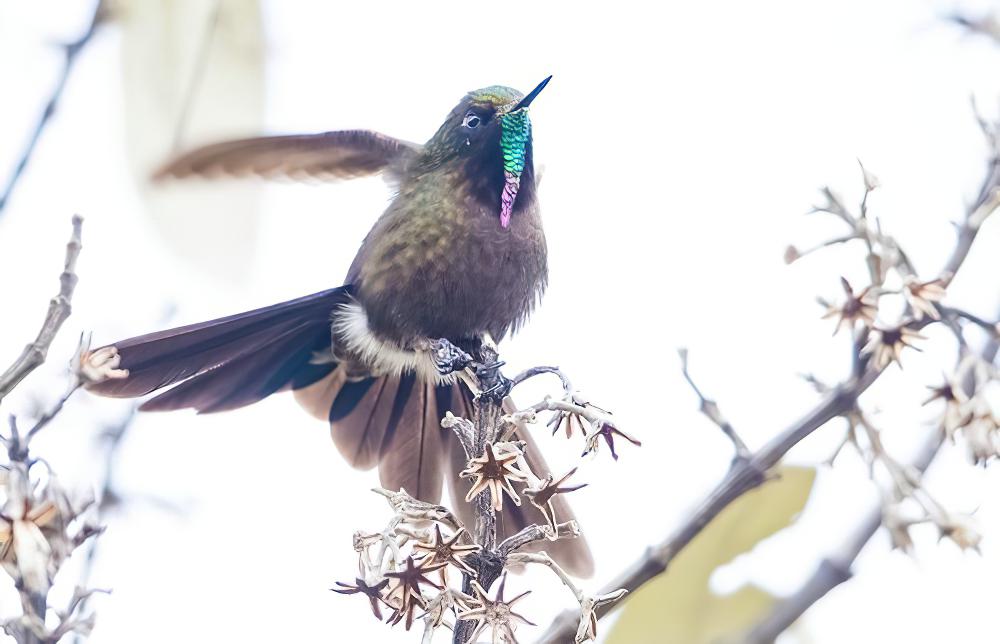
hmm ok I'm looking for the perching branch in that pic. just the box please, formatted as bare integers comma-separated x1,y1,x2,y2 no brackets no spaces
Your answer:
0,2,106,217
452,347,508,644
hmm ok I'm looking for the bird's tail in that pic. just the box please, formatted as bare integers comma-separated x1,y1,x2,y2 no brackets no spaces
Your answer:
90,287,593,576
88,287,348,412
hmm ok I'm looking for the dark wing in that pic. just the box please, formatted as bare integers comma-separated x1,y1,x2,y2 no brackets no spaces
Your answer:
154,130,419,183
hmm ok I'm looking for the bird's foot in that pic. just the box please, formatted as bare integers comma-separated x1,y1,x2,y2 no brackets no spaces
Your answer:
428,338,476,376
476,360,512,402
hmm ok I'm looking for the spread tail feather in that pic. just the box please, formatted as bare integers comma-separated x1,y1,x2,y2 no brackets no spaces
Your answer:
88,287,349,412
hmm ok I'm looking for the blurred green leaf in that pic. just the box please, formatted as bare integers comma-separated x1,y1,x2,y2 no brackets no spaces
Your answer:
606,466,816,644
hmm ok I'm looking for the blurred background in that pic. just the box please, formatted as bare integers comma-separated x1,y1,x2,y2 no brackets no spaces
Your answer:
1,0,999,641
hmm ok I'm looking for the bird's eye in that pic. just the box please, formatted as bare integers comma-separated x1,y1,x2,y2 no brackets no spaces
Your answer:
462,112,482,129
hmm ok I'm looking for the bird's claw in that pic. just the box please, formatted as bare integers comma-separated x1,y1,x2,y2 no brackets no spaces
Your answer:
476,361,512,402
430,338,475,376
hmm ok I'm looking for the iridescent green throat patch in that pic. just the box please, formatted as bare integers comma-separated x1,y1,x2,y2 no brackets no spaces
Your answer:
499,108,531,228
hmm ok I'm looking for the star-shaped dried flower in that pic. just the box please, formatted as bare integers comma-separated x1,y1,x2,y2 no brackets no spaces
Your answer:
523,468,588,538
331,577,390,620
575,589,628,643
421,588,474,632
962,410,999,466
902,277,946,320
412,525,480,576
456,573,535,644
383,556,445,630
861,325,925,370
461,443,529,511
937,512,983,553
582,420,641,460
821,277,877,335
923,379,972,437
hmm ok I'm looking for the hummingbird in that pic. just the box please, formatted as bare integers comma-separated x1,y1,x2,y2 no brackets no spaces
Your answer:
89,77,592,575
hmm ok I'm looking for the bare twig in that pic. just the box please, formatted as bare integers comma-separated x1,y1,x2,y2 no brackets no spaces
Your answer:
497,521,580,557
509,366,574,395
0,216,83,402
0,3,105,216
940,306,1000,341
512,552,626,643
678,348,751,461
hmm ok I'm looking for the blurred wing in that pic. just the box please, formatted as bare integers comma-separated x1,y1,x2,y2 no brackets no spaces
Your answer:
154,130,419,183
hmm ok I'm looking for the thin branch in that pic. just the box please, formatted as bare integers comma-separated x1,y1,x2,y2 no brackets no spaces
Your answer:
497,521,580,558
678,348,751,461
509,366,574,395
940,306,1000,341
509,552,585,602
0,216,83,402
0,3,105,216
513,552,627,643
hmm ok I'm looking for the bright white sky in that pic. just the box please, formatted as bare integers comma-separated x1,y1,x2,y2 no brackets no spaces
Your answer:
1,0,1000,642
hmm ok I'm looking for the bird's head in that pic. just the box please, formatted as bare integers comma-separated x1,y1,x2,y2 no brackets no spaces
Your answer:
421,76,552,228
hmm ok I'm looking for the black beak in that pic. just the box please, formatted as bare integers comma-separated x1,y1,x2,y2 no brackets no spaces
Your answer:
513,75,552,111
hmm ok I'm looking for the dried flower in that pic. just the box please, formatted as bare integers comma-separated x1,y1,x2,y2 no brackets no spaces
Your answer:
962,410,999,466
411,525,480,577
523,468,588,538
923,380,972,437
902,277,946,320
332,577,389,620
74,343,128,386
859,160,881,192
456,573,534,644
937,512,983,552
861,326,925,370
582,420,641,460
383,556,445,630
461,443,529,511
882,504,916,554
547,409,589,439
821,277,877,335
